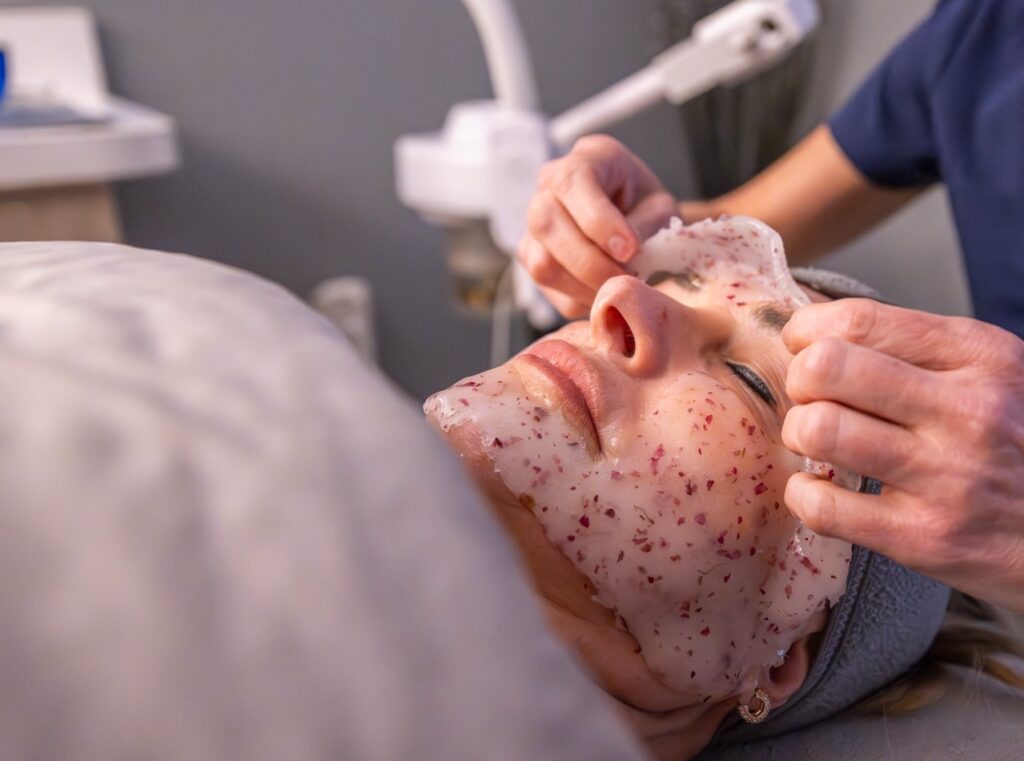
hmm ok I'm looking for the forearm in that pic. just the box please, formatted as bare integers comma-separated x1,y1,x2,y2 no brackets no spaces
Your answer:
680,125,925,265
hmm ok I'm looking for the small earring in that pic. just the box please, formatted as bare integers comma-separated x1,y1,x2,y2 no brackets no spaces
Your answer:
738,687,772,725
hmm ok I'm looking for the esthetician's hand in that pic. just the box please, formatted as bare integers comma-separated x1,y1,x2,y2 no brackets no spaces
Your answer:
517,135,679,317
781,299,1024,612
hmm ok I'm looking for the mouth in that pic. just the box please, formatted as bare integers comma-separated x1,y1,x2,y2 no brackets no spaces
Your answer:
514,339,604,455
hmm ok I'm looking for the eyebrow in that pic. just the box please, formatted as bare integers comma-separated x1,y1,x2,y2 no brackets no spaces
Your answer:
647,271,700,291
754,303,793,332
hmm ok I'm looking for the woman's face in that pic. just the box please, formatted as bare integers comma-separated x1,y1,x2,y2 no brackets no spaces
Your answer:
425,218,851,706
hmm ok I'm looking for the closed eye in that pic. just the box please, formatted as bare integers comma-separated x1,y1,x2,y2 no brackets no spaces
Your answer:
726,362,777,408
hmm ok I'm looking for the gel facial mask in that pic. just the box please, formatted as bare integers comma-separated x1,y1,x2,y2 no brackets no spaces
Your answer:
425,216,852,703
628,216,860,489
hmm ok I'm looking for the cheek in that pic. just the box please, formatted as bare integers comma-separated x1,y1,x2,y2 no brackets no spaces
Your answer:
428,369,849,703
629,379,797,504
637,391,800,590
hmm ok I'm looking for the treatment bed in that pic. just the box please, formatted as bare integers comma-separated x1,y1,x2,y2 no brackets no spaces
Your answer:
0,241,1018,761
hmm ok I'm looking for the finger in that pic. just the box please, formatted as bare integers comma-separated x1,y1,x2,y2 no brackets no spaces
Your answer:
527,191,628,291
783,299,982,371
540,285,590,320
517,236,595,307
782,400,922,486
785,472,914,557
626,192,680,242
549,164,639,262
786,336,938,426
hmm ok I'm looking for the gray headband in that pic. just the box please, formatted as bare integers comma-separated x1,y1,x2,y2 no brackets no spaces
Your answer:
789,267,886,302
712,270,949,743
716,480,950,742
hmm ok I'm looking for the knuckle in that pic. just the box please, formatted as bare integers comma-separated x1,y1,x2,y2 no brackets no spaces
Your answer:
781,408,803,452
537,161,561,187
839,299,881,345
949,318,1003,367
921,511,970,565
958,386,1011,440
902,476,972,555
792,337,846,397
551,164,591,198
893,437,933,484
526,192,556,236
959,317,990,344
929,500,965,541
525,249,558,282
800,484,838,536
575,202,611,237
974,386,1010,424
793,403,841,458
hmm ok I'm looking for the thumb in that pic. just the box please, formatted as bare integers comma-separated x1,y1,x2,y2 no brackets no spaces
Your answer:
785,472,906,558
626,192,681,245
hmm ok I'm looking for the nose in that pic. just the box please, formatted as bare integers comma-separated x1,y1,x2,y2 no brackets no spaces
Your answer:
590,276,707,376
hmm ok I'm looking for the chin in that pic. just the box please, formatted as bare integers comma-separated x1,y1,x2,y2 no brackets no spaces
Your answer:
427,410,517,506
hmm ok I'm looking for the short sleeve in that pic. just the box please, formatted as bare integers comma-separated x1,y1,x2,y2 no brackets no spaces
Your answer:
828,0,972,188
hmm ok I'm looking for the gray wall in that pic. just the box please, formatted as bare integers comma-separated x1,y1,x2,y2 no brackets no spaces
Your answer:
13,0,969,398
13,0,692,399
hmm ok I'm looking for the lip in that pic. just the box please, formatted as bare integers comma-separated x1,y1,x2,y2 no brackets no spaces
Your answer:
514,339,605,454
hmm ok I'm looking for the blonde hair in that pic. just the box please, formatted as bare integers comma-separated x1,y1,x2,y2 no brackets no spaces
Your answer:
856,592,1024,714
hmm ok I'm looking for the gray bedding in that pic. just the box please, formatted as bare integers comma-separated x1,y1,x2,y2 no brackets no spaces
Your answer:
701,662,1024,761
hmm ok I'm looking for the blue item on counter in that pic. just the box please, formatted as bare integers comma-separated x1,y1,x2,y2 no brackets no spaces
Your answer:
0,49,6,104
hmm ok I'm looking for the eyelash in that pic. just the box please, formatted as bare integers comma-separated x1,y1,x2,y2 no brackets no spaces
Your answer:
726,362,776,407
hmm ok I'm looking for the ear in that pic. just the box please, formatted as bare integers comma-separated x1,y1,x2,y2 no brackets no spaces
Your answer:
753,625,823,709
748,608,829,709
749,618,827,712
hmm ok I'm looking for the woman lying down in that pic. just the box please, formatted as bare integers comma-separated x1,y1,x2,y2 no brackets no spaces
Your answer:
0,218,1020,761
425,216,1024,760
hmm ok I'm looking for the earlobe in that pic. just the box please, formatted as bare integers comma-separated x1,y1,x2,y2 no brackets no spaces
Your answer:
736,636,812,727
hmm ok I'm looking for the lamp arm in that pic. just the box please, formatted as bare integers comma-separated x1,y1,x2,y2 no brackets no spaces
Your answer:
461,0,540,111
548,0,819,149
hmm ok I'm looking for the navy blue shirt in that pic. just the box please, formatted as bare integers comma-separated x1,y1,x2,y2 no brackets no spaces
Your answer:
829,0,1024,337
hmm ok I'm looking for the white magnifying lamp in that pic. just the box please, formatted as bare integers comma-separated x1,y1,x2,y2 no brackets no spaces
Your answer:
396,0,818,337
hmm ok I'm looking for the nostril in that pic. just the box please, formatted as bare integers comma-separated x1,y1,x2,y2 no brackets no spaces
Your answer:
605,307,636,358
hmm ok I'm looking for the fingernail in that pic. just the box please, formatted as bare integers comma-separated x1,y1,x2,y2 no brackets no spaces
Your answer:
608,235,632,262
